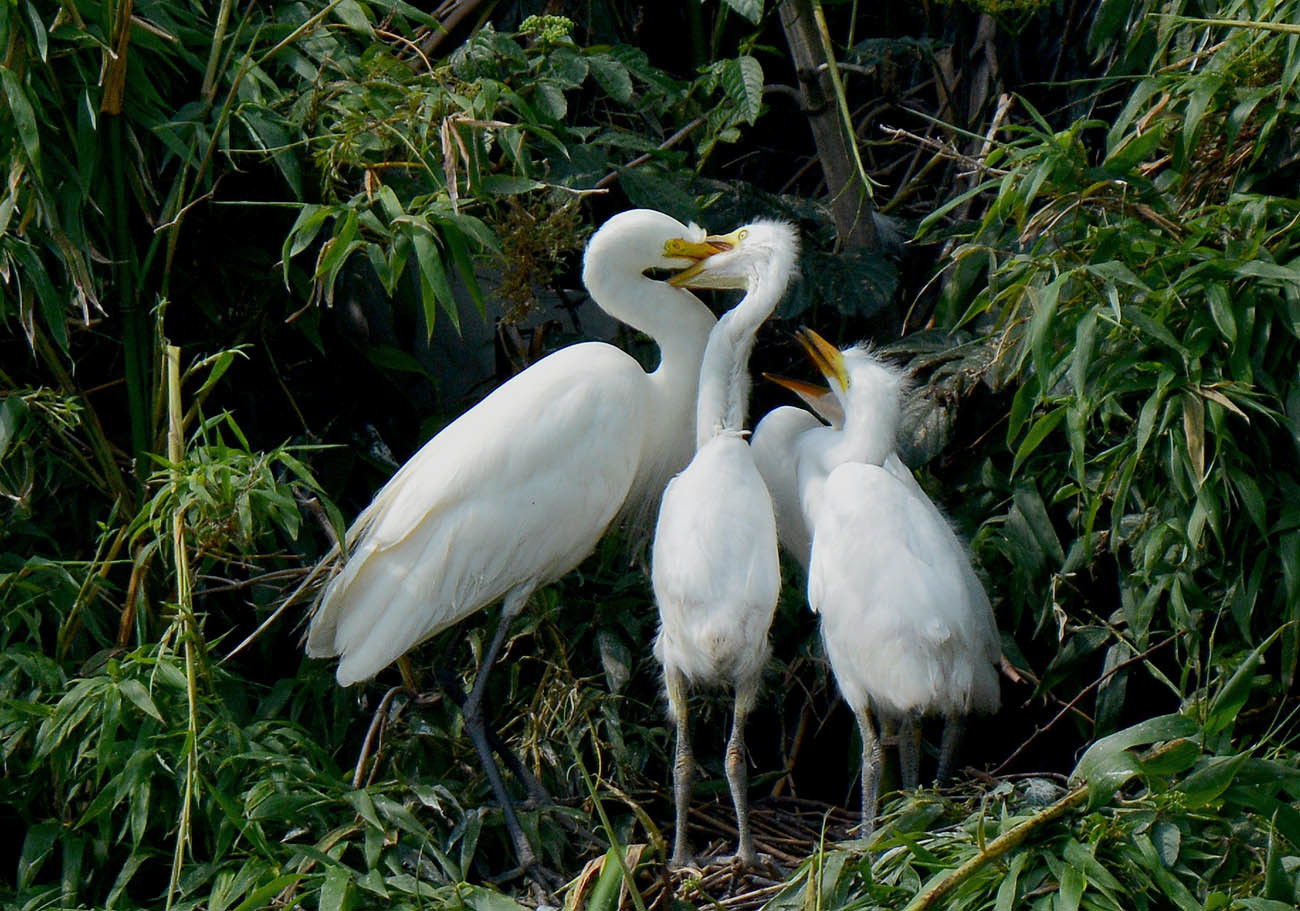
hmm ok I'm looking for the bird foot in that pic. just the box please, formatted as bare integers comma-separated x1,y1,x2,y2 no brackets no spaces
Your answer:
666,854,704,876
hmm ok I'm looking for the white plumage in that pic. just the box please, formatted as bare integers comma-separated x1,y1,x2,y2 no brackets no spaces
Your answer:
751,405,822,571
651,220,798,867
791,331,1000,838
305,209,727,873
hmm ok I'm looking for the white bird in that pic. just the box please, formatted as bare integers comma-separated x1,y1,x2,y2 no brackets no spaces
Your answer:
651,220,799,867
305,209,732,873
790,328,1001,838
753,376,930,574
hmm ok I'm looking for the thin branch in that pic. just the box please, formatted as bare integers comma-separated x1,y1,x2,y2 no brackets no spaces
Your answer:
594,117,708,190
992,633,1179,775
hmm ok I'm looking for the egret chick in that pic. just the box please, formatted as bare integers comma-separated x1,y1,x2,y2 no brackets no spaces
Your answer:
792,329,1000,838
651,221,799,867
306,210,732,874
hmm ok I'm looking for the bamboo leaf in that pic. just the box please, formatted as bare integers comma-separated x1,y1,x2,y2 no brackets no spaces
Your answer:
1,65,41,175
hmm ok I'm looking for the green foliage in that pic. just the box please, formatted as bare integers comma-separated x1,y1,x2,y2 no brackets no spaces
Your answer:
923,0,1300,742
765,707,1299,910
283,17,769,335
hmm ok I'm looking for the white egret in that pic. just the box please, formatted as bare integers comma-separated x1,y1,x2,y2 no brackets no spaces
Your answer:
651,220,799,867
305,209,731,874
791,329,1000,838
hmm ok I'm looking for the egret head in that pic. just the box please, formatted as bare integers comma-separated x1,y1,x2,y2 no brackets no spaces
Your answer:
669,220,800,291
582,209,734,286
792,328,905,427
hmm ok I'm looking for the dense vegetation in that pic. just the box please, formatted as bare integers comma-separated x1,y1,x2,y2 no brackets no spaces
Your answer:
5,0,1300,909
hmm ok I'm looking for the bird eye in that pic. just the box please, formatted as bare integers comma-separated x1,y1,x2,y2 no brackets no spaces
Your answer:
738,229,749,240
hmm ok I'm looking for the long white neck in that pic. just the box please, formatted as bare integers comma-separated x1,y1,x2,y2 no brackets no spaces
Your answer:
583,264,715,386
584,253,715,514
694,259,788,448
839,381,900,467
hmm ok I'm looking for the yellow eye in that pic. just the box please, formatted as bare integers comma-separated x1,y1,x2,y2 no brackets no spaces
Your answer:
738,229,749,240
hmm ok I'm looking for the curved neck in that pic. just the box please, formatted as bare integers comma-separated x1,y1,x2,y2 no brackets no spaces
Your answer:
585,263,715,482
695,260,788,446
839,386,899,467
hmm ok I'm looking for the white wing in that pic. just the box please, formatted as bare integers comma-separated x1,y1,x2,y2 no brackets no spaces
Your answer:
809,463,998,718
308,342,650,686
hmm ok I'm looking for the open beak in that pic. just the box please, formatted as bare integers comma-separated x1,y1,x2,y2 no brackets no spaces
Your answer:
763,372,845,426
794,327,849,394
665,228,742,287
763,372,831,403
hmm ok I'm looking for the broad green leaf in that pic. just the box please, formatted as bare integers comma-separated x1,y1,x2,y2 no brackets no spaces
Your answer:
1072,713,1197,806
588,53,633,103
319,863,351,911
721,0,763,24
995,851,1028,911
18,822,58,888
1182,393,1205,484
1152,819,1181,867
476,174,545,195
332,0,373,34
1179,752,1250,809
722,55,764,124
1013,484,1065,564
231,875,303,911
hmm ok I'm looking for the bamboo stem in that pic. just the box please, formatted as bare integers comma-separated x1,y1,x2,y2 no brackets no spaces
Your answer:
164,344,200,911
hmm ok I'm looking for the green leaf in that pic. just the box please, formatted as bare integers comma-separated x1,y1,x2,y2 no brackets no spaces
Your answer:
1178,752,1250,809
232,875,303,911
320,864,352,911
0,393,27,461
588,54,633,103
721,55,764,124
1013,484,1065,564
1028,275,1065,384
1,65,41,175
1058,863,1085,911
585,848,624,911
18,822,58,888
332,0,373,34
1152,819,1181,866
415,232,458,337
721,0,763,24
1206,284,1236,342
1087,0,1133,52
1012,406,1065,476
118,678,164,722
1205,625,1284,738
476,174,545,195
994,851,1028,911
1072,714,1198,806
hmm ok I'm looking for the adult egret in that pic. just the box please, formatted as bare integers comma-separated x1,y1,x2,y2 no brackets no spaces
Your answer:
651,220,799,867
306,209,730,873
791,329,1000,837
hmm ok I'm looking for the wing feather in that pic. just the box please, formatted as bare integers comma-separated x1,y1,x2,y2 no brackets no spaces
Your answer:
308,343,649,685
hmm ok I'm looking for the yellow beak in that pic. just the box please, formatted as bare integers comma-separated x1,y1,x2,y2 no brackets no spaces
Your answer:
794,327,849,394
665,228,742,287
763,372,831,402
